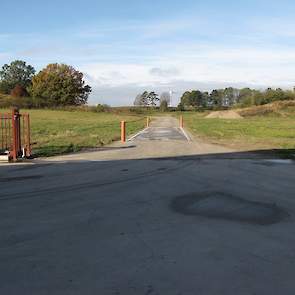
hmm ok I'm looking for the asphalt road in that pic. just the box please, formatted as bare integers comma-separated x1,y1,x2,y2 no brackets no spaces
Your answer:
1,117,295,295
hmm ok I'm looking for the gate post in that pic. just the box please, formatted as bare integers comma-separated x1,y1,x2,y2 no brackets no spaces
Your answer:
24,114,31,157
121,121,126,143
11,108,21,161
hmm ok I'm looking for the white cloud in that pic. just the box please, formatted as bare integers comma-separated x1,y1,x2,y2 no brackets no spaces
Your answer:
150,67,180,78
83,46,295,85
82,44,295,106
3,15,295,106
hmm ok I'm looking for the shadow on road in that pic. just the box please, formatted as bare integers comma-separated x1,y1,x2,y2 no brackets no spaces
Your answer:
34,144,137,157
0,148,294,294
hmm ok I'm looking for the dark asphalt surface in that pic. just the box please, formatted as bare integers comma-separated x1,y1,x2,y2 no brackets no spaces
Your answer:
1,153,295,294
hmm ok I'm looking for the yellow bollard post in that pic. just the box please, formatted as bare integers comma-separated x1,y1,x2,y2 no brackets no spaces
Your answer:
180,116,184,128
121,121,126,143
146,117,150,128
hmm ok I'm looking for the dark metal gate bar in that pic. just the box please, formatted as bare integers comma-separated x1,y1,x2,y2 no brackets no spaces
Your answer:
0,108,31,161
0,113,12,155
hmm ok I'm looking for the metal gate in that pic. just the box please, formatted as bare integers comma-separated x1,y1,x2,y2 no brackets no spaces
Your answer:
0,108,31,161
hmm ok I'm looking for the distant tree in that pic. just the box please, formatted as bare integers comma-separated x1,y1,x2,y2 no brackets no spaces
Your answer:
196,90,204,107
210,89,223,107
147,91,159,106
134,91,149,106
10,84,28,97
274,88,289,101
0,60,35,94
259,88,290,104
238,88,254,106
263,88,276,104
31,63,91,106
160,92,171,105
141,91,149,105
134,94,143,106
284,90,295,101
252,90,264,105
177,102,185,111
159,100,168,112
180,90,206,108
191,90,204,107
202,91,210,108
180,91,191,107
223,87,239,106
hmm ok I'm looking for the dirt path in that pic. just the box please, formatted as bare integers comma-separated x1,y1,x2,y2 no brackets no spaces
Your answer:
149,116,180,127
38,116,233,162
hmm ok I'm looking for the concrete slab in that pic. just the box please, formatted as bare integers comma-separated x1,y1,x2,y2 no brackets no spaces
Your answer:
130,117,189,142
132,127,188,141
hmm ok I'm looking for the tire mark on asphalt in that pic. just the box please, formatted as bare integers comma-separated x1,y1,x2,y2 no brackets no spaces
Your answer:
0,160,195,202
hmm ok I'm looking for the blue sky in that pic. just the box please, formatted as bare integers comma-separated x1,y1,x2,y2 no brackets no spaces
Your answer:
1,0,295,105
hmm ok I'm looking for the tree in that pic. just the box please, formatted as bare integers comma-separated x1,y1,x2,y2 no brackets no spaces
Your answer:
31,63,91,106
134,94,143,106
0,60,35,94
134,91,149,106
180,91,191,107
147,91,159,106
177,102,185,111
223,87,239,106
190,90,204,107
238,88,254,106
252,90,264,105
202,91,210,108
210,89,223,107
180,90,205,108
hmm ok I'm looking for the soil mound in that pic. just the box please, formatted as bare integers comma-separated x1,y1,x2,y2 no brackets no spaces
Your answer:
206,110,243,119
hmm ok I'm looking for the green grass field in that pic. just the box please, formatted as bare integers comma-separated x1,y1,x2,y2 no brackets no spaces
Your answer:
2,102,295,158
181,109,295,157
19,109,145,156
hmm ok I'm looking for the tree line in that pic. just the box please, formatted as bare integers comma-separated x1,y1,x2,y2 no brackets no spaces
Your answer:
0,60,91,107
2,60,295,110
134,87,295,111
178,87,295,110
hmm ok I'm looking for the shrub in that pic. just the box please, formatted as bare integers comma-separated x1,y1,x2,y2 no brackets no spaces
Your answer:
10,85,28,97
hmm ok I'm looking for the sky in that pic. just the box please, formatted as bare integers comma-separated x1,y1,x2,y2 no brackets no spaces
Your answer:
1,0,295,106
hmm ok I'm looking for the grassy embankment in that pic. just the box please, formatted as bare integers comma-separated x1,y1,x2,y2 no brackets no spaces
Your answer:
3,109,145,157
181,101,295,158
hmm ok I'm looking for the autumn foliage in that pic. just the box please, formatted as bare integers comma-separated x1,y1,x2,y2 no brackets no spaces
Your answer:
10,84,28,97
31,64,91,107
